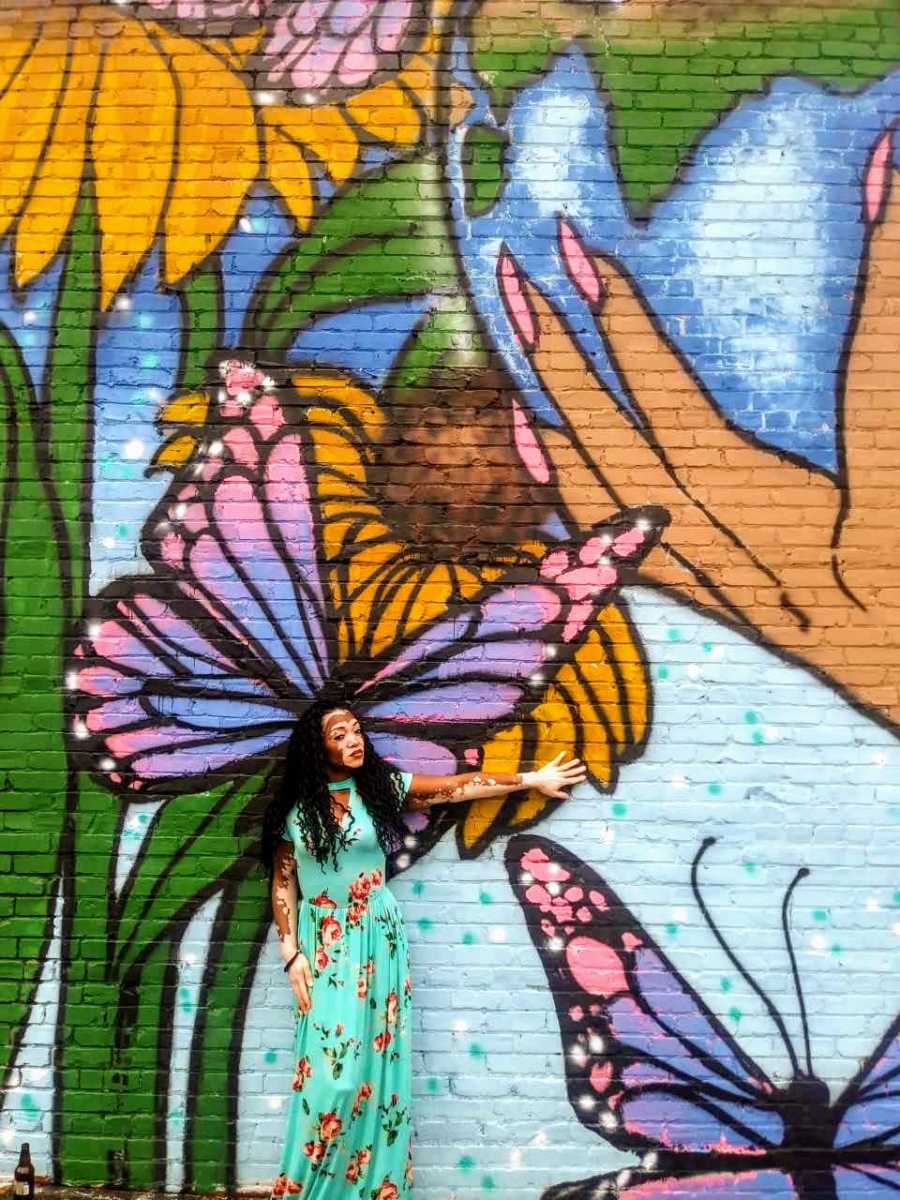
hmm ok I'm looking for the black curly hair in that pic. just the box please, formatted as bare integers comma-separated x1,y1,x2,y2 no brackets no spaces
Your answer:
258,693,411,884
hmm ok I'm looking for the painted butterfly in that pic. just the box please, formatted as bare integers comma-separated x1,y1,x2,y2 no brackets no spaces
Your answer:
504,834,900,1199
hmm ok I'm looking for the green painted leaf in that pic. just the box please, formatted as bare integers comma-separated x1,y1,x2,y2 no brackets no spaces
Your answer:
112,768,271,981
0,323,68,1088
178,260,224,391
247,155,458,354
462,124,509,217
471,0,900,211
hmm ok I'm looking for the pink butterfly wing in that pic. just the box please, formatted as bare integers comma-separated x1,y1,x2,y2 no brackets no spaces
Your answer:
504,834,785,1158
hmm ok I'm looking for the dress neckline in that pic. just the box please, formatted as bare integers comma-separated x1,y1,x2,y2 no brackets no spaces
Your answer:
327,778,353,791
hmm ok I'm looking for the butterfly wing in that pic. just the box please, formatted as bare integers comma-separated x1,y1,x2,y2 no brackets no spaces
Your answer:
504,834,785,1159
541,1168,800,1200
71,392,329,791
833,1010,900,1160
262,0,425,101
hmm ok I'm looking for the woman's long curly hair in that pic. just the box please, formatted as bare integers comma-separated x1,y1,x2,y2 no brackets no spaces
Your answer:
259,694,411,884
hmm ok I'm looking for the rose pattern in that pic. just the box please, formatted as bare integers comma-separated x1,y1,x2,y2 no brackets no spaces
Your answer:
291,1056,312,1091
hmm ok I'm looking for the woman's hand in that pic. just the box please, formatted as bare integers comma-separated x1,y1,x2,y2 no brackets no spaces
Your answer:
522,752,587,799
288,952,314,1015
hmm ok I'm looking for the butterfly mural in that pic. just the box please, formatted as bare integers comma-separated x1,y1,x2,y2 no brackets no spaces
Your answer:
141,0,427,102
504,833,900,1199
70,360,667,869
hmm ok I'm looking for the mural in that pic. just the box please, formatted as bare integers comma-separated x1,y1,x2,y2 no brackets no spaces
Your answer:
0,0,899,1195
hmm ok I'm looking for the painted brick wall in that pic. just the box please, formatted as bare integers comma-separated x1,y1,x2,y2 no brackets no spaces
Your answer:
1,2,900,1197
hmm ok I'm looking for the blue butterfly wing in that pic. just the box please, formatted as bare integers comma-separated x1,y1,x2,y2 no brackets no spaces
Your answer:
541,1168,800,1200
835,1165,900,1197
504,834,785,1158
835,1013,900,1153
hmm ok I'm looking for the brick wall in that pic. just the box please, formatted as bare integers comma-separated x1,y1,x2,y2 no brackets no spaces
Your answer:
1,1,899,1196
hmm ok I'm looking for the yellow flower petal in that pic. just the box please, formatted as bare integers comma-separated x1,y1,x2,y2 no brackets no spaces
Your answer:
156,25,260,287
344,79,421,148
15,36,101,288
0,31,66,241
158,391,210,427
151,434,198,469
267,105,359,187
90,20,177,307
265,121,314,233
461,725,524,853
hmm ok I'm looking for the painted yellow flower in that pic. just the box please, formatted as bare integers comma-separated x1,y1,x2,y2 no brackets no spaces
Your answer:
0,2,260,308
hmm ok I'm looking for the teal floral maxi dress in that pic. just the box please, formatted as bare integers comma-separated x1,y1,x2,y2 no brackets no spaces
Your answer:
270,774,415,1200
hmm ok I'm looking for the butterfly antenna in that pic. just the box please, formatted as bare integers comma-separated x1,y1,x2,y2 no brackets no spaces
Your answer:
691,838,800,1077
782,867,813,1076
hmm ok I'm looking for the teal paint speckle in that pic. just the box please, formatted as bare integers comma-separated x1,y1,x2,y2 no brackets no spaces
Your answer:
665,922,678,938
478,890,493,904
752,730,764,745
469,1042,485,1059
115,523,129,538
462,931,476,945
729,1007,743,1025
20,1094,38,1118
813,909,830,923
264,1050,277,1064
416,916,433,932
612,801,628,817
138,812,148,824
411,880,425,896
702,641,713,653
744,862,757,875
138,313,154,329
708,782,723,796
831,943,843,957
721,977,732,993
140,352,160,369
481,1176,496,1191
426,1077,440,1094
744,710,760,724
666,627,681,641
458,1155,475,1171
656,666,669,680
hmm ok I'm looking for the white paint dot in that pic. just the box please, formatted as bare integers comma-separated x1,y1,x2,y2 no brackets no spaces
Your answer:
115,295,132,311
600,1111,618,1130
866,898,881,913
672,907,688,923
88,622,101,640
23,310,36,325
587,1033,605,1054
569,1044,588,1066
267,1095,283,1111
174,503,187,520
670,773,689,790
65,671,77,690
546,880,561,896
810,933,827,952
520,871,534,885
102,536,116,549
452,1019,468,1034
239,217,254,233
764,726,781,742
577,1093,596,1111
209,440,224,456
255,91,276,105
686,664,701,679
100,757,115,772
73,719,88,740
487,927,506,944
547,936,563,953
123,438,144,460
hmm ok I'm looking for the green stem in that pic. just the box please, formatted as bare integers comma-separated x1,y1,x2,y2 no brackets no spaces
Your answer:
0,327,68,1090
185,866,271,1193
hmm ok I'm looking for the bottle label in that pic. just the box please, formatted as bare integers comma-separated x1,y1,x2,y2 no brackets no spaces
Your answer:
14,1182,29,1195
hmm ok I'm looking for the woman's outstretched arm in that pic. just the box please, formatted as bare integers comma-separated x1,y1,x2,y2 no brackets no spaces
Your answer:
403,752,586,811
272,841,314,1013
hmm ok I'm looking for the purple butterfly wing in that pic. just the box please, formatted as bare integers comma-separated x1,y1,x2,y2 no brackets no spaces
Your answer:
71,396,328,791
541,1169,799,1200
834,1012,900,1154
504,834,784,1159
355,506,667,755
261,0,424,102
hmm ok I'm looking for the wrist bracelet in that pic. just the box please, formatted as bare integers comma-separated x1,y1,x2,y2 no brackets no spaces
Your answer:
283,949,301,972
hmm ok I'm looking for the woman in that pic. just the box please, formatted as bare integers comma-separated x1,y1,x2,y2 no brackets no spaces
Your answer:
260,695,586,1198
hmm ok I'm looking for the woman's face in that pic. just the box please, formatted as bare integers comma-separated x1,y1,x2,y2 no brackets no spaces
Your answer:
321,708,365,774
